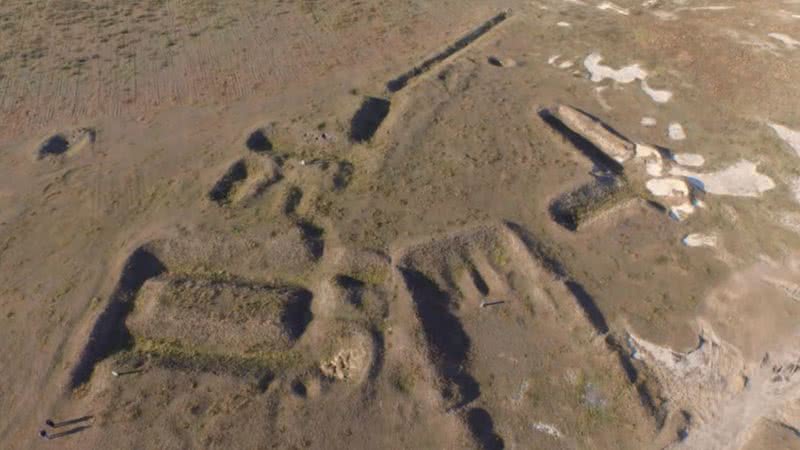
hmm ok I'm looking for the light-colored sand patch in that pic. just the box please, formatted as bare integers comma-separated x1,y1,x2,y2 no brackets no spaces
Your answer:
594,86,612,110
646,162,664,177
627,326,744,400
768,32,800,49
775,211,800,234
597,1,630,15
791,178,800,205
683,233,718,247
557,21,571,27
584,55,672,105
777,9,800,20
492,57,518,68
511,380,530,404
635,144,665,176
532,422,563,438
724,29,782,55
641,79,673,103
584,53,647,83
634,326,800,450
629,295,800,450
635,144,660,159
646,178,690,197
668,122,687,140
548,54,561,65
641,117,657,127
679,6,736,12
558,60,574,69
626,325,743,430
670,160,775,197
653,10,679,20
769,123,800,157
320,346,369,382
670,202,696,221
673,153,705,167
761,276,800,303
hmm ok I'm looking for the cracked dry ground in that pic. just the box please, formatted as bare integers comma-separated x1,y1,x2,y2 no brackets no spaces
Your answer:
1,0,799,449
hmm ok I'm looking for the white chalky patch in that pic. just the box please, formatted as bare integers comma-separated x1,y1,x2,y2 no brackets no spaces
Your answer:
653,10,678,20
597,1,630,15
636,143,665,176
646,178,690,197
768,32,800,49
641,117,657,127
557,21,572,27
627,326,727,377
594,86,612,110
670,160,776,197
647,161,664,176
725,29,781,55
641,79,673,103
668,122,687,140
584,56,673,104
558,60,574,69
670,202,696,221
683,233,718,247
680,6,736,11
635,143,660,159
673,153,705,167
548,54,561,65
791,177,800,205
629,323,800,449
584,53,647,83
496,57,518,68
777,211,800,234
769,123,800,157
532,422,563,438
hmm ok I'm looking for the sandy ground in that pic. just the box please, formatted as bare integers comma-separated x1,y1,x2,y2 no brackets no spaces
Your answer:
1,0,800,448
